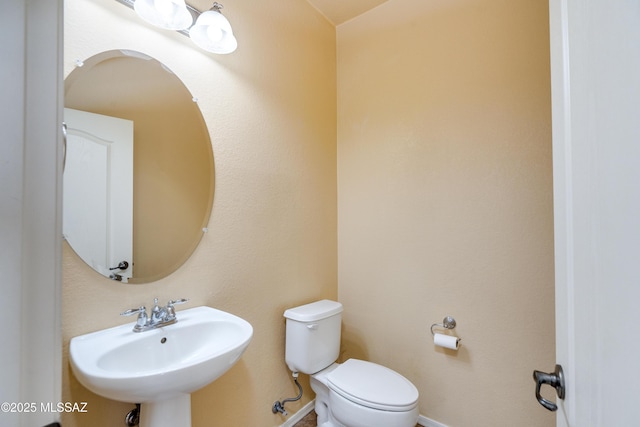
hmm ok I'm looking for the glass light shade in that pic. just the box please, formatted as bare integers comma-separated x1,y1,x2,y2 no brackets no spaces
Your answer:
134,0,193,30
189,9,237,54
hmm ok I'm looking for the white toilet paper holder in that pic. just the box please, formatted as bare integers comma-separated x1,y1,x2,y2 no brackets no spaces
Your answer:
430,316,457,336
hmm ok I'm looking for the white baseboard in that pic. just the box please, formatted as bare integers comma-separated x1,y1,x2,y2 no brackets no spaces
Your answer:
418,414,449,427
279,401,447,427
279,399,316,427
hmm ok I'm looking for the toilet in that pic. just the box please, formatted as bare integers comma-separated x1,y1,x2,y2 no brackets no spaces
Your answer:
284,300,419,427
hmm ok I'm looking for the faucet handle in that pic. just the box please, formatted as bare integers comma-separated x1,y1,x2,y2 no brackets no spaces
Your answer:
165,299,189,321
121,306,146,317
120,306,148,331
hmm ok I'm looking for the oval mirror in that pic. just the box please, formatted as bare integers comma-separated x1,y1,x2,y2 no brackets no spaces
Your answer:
63,50,214,284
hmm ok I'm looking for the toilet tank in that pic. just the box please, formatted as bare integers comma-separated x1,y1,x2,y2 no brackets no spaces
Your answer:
284,300,343,374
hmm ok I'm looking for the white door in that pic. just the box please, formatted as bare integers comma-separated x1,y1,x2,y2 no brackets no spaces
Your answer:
63,108,134,281
548,0,640,425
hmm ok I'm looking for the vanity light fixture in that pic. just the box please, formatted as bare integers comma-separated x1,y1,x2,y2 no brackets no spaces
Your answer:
134,0,193,30
114,0,238,54
189,3,237,54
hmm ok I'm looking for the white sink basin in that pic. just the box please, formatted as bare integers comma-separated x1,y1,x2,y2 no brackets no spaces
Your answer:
70,306,252,426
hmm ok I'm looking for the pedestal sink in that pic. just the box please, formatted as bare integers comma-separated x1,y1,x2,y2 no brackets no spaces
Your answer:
69,306,253,427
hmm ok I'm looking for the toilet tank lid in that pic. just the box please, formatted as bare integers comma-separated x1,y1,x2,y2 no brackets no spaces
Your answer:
284,300,343,322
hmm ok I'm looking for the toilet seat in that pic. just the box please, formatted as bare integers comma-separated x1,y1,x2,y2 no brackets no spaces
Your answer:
327,359,418,412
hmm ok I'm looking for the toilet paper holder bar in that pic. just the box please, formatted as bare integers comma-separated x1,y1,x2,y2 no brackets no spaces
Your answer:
430,316,457,336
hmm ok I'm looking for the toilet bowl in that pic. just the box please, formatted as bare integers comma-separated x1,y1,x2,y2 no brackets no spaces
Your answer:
312,359,419,427
284,300,419,427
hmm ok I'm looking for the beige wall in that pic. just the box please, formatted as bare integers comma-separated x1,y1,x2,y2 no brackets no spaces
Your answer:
62,0,336,426
337,0,555,426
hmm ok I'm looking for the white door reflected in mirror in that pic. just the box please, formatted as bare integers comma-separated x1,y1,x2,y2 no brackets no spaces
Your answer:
63,108,134,281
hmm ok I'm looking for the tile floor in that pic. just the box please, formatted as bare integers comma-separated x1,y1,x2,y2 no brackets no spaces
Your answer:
292,410,422,427
292,410,316,427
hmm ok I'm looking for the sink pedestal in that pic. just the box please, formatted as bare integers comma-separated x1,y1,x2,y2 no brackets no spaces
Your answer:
140,393,191,427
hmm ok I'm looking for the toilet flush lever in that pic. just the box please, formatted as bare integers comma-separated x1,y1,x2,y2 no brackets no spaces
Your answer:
306,323,318,330
533,364,565,411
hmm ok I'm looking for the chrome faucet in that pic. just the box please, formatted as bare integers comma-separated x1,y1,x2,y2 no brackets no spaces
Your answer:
121,298,189,332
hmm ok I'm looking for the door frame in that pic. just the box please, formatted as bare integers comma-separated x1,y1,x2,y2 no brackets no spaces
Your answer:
0,1,63,426
549,0,574,423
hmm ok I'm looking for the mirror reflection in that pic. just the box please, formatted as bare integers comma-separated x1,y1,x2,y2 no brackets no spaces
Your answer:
64,50,214,284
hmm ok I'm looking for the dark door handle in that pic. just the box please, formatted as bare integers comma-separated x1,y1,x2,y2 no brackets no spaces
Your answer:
109,261,129,271
533,364,565,411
